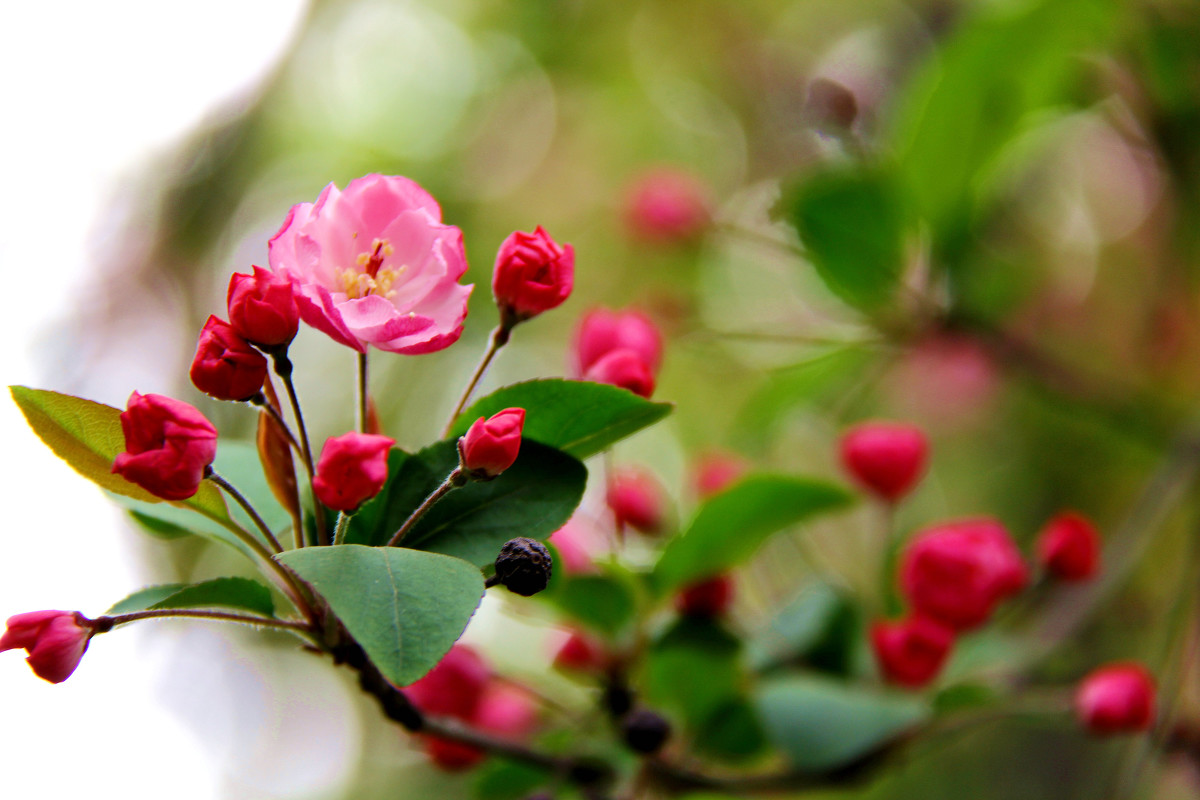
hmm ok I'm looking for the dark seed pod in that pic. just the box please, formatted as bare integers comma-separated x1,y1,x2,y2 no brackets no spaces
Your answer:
621,708,672,755
493,537,553,596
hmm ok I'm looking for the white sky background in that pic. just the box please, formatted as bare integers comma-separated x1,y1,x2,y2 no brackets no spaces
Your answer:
0,3,365,797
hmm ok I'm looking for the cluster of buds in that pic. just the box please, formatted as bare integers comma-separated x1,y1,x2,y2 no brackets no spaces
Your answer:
572,307,663,399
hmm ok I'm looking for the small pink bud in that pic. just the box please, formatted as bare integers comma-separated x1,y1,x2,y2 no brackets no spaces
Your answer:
870,615,955,689
675,574,735,618
571,307,663,377
623,167,711,243
606,467,667,535
583,348,656,398
899,518,1028,632
0,610,94,684
1036,511,1101,581
693,451,749,500
492,226,574,322
404,644,491,720
226,265,299,347
460,408,525,479
553,630,609,674
189,315,269,402
839,421,929,502
112,392,218,501
312,432,395,512
1076,663,1156,735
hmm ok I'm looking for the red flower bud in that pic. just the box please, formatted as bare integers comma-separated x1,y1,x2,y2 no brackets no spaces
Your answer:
1036,511,1101,581
839,421,929,502
112,392,218,501
1075,663,1156,735
460,408,524,479
553,629,609,674
404,644,491,719
0,610,94,684
606,467,667,535
189,316,269,402
675,574,735,618
492,226,574,322
227,265,300,347
870,616,955,689
623,167,711,243
583,348,656,398
571,307,663,377
312,432,395,512
693,451,748,500
899,518,1028,631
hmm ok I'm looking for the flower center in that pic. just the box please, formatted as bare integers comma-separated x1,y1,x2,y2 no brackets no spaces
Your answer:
338,238,407,300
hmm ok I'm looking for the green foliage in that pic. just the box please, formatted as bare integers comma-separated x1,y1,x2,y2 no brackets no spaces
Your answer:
10,386,228,520
448,378,672,460
750,582,862,677
277,545,483,686
346,441,586,566
471,759,549,800
642,616,744,737
788,167,906,312
755,676,928,772
546,571,638,635
106,577,275,617
692,697,768,762
653,475,853,591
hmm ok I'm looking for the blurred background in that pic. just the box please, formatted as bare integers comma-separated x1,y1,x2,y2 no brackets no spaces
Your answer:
2,0,1199,797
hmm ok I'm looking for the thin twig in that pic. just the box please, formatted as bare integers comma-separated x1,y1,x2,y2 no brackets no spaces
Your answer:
443,324,510,438
208,470,284,553
385,470,464,547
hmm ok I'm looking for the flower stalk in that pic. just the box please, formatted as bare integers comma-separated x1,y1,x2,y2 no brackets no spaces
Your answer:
386,469,466,548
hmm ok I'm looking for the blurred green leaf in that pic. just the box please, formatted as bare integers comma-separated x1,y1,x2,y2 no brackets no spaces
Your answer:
788,168,905,311
471,758,549,800
106,577,275,617
448,378,672,459
693,697,768,762
933,683,999,715
347,441,586,567
212,441,290,537
127,510,193,540
892,0,1116,241
750,582,858,673
643,616,742,730
653,475,853,591
277,545,483,686
547,572,637,635
11,386,228,521
755,676,928,772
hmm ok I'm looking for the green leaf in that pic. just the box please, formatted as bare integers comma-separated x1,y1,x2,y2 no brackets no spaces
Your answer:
693,698,768,762
127,510,193,540
892,0,1117,237
447,379,672,459
653,475,853,591
11,387,230,521
113,494,253,558
212,441,290,537
755,676,928,772
547,573,637,635
106,577,275,617
789,168,906,312
349,441,587,567
471,759,549,800
749,582,849,670
277,545,483,686
642,616,743,730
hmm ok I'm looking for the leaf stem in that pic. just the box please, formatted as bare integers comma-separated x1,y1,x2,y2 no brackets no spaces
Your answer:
271,348,329,543
208,469,284,554
385,469,466,548
442,324,511,438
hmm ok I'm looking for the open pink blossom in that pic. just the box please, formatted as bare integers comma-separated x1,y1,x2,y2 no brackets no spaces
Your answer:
268,174,473,354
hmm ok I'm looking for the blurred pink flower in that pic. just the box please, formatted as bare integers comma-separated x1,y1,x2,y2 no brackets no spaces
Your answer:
623,168,711,243
268,174,472,354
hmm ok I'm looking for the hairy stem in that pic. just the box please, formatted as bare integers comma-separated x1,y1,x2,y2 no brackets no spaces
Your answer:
99,608,313,636
208,470,284,554
443,324,511,438
385,469,465,547
271,349,328,543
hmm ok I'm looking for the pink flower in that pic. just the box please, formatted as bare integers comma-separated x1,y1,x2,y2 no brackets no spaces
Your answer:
460,408,525,479
404,644,491,719
606,467,667,535
571,307,663,377
112,392,218,501
0,610,93,683
583,348,656,398
1076,663,1156,735
312,432,395,512
1036,511,1101,581
492,226,574,322
675,574,736,618
553,629,609,674
189,316,269,402
899,518,1028,631
839,421,929,503
693,451,749,500
227,265,300,347
547,519,596,574
268,174,473,355
870,616,955,689
623,167,712,243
